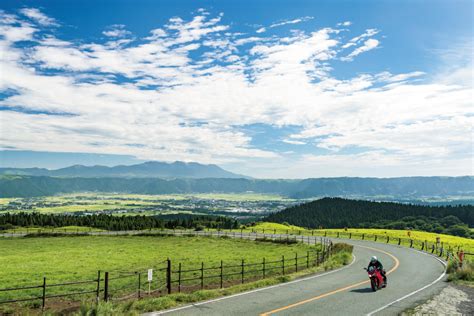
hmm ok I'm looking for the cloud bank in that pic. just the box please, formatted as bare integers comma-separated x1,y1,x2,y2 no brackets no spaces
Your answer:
0,8,472,177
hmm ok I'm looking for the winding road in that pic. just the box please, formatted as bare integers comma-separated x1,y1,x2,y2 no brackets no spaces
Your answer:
145,236,447,316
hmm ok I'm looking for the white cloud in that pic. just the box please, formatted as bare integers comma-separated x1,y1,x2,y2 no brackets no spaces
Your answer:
0,8,472,177
341,38,379,61
337,21,352,27
256,16,313,33
103,25,131,38
19,8,57,26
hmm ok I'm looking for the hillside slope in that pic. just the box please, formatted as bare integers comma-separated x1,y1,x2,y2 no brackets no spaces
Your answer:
1,176,473,200
265,197,473,236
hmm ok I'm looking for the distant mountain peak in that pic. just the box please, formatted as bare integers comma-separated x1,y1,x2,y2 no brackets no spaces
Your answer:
0,161,248,179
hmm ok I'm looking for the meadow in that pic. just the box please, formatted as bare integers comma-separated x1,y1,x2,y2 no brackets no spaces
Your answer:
246,222,474,254
0,234,317,305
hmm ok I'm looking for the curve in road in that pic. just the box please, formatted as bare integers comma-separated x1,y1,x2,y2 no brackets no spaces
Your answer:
146,237,446,316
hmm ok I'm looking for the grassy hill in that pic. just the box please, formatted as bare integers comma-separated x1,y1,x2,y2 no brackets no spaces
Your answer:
265,197,473,237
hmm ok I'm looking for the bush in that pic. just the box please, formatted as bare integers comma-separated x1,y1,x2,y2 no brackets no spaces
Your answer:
443,225,470,237
331,243,353,253
194,225,205,231
447,261,473,282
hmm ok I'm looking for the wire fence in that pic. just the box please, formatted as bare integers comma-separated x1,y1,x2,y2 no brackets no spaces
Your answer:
0,231,333,311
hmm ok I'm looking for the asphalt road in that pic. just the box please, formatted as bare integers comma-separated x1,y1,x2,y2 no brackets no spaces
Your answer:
145,237,447,316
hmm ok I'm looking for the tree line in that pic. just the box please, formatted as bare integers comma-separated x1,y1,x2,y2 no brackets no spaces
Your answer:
0,213,239,231
265,197,473,237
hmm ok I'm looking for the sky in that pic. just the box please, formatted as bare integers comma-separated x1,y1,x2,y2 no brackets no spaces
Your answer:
0,0,472,178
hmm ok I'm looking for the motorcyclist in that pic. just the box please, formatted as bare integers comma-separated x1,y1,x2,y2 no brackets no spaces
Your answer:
368,256,387,285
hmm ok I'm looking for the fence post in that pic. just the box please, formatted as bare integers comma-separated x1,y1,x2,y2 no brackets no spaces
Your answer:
398,238,401,245
103,272,109,302
349,233,352,239
307,251,310,268
324,231,327,237
201,262,204,290
362,233,365,240
166,258,171,294
295,253,298,272
241,259,245,284
386,236,389,243
178,263,182,293
96,270,101,304
421,242,425,251
263,257,266,278
138,272,141,298
220,260,223,288
410,240,413,248
374,235,377,242
282,255,285,275
337,232,340,238
316,250,320,266
42,277,46,310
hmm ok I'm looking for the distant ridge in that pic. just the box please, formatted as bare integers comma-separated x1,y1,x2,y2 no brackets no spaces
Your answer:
0,161,248,179
0,175,473,200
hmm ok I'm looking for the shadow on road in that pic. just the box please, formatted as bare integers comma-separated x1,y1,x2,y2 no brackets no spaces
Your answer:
350,288,374,293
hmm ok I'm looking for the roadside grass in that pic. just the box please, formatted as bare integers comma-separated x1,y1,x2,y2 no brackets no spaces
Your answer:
76,243,353,315
0,235,316,302
247,223,474,254
447,261,473,286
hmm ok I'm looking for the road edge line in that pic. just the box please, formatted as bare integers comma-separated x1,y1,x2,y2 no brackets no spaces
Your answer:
146,253,357,315
366,250,447,316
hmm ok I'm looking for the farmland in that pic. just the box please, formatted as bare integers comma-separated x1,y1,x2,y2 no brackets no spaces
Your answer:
0,193,299,221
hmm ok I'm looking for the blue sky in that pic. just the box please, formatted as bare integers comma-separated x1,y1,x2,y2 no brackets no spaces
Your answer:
0,0,472,177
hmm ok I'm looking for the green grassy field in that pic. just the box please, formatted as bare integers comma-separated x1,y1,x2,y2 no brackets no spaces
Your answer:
0,234,317,304
247,222,474,253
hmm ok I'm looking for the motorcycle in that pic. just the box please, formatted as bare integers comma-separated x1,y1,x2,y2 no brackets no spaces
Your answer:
364,266,385,292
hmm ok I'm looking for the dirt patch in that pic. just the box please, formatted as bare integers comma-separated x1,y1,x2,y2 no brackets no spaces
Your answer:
404,285,472,315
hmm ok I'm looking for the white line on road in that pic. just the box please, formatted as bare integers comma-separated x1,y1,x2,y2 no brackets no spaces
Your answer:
366,251,447,316
145,254,357,315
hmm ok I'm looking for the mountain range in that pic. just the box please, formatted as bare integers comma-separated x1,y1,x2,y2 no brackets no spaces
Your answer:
1,175,473,200
0,161,246,179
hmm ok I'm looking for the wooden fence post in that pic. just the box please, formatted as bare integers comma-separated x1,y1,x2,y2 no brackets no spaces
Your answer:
178,263,182,292
337,232,340,238
398,238,401,245
263,257,266,278
138,272,141,298
104,272,109,302
241,259,245,284
282,255,285,275
349,233,352,239
386,236,389,243
220,260,223,288
362,233,365,240
201,262,204,290
96,270,101,304
166,258,171,294
410,240,413,248
374,235,377,242
306,251,310,268
42,277,46,310
295,253,298,272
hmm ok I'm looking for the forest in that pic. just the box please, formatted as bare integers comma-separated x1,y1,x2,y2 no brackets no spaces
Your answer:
265,198,473,237
0,213,239,231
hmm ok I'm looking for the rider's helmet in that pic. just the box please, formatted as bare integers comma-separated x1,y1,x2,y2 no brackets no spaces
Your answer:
371,256,377,262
